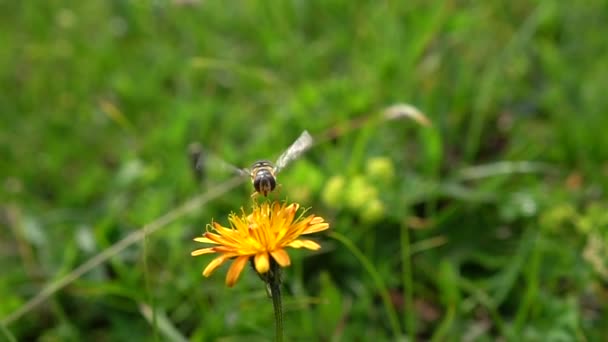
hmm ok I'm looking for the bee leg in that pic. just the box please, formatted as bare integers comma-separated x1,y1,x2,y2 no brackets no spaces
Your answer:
250,191,259,199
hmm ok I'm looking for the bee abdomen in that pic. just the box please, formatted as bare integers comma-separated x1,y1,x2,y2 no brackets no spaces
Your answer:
253,170,276,196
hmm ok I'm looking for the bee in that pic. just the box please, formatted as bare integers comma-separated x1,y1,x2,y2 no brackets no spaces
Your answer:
189,130,314,197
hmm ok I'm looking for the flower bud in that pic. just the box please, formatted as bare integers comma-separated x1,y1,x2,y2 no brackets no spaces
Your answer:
366,157,395,184
361,198,385,223
322,175,346,209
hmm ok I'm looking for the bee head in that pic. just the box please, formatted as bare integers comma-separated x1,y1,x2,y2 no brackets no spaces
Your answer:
251,160,274,172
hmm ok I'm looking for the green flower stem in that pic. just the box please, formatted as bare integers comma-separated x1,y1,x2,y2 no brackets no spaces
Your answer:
270,266,284,342
257,258,284,342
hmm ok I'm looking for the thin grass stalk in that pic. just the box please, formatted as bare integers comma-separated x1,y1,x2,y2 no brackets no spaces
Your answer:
269,260,284,342
329,231,402,337
401,221,416,340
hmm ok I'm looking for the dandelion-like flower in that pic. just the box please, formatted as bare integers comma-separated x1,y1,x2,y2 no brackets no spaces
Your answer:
191,201,330,287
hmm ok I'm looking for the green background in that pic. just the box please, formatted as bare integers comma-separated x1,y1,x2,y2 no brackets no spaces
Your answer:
2,1,608,340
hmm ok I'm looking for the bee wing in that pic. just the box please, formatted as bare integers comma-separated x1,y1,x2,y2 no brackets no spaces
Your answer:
274,130,314,173
188,142,249,183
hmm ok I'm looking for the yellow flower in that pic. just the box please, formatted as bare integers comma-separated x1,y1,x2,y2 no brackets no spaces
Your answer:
191,201,330,287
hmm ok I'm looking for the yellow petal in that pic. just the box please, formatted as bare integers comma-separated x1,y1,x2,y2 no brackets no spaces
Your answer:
288,239,321,250
270,249,291,267
310,216,324,224
231,215,249,234
302,222,330,234
212,246,236,253
203,232,226,244
286,202,299,213
191,247,216,256
254,253,270,274
202,255,228,277
287,240,303,248
193,237,216,244
285,203,299,221
226,256,249,287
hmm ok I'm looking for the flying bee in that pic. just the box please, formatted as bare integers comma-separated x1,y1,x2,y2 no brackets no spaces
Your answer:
249,160,277,197
189,130,314,197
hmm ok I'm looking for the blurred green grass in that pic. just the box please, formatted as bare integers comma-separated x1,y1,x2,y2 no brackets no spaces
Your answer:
1,0,608,340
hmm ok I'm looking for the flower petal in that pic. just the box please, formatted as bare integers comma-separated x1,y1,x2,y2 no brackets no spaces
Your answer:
203,231,242,249
287,202,299,212
302,222,330,234
288,239,321,250
270,248,291,267
212,246,237,253
254,253,270,274
202,255,228,277
230,214,250,234
202,232,227,244
226,256,249,287
285,203,299,222
193,237,217,244
191,247,216,256
310,216,324,224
